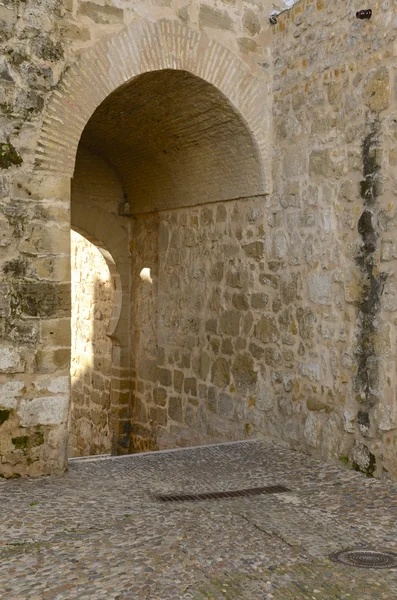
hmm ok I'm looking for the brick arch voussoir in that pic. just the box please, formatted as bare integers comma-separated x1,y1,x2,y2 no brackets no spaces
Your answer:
35,19,270,192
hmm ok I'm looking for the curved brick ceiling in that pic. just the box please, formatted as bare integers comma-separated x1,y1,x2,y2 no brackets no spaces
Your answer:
78,69,263,214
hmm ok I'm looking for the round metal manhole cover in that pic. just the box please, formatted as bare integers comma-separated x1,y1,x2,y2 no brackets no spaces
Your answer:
330,549,397,569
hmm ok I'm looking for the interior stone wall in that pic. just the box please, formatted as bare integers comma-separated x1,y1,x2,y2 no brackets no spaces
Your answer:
71,146,131,454
130,197,276,451
69,230,114,457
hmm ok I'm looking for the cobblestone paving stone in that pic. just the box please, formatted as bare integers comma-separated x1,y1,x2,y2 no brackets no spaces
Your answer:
1,440,397,599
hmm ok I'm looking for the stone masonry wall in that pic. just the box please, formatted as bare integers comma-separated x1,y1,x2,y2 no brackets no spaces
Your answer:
130,197,279,452
271,0,397,478
128,0,397,479
2,0,397,479
69,230,114,457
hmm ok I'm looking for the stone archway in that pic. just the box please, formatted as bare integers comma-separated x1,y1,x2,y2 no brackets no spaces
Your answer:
67,57,267,452
0,18,271,477
35,19,271,191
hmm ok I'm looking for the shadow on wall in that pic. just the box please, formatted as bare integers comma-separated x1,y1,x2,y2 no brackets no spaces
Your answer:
68,231,115,458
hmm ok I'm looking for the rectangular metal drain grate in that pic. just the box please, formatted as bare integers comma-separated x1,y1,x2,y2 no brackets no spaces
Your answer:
155,485,290,503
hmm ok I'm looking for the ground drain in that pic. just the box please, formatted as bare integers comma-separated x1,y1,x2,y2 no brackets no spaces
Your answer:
330,549,397,569
155,484,290,502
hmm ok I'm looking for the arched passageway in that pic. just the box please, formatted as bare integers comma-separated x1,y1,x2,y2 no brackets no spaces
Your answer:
71,68,266,454
79,69,264,212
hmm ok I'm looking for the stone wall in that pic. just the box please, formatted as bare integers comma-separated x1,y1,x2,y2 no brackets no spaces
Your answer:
130,198,277,451
127,0,397,479
69,230,114,457
271,0,397,478
1,0,397,479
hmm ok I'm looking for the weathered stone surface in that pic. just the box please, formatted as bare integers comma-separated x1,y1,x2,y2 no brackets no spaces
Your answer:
308,272,331,305
199,5,234,31
219,310,240,336
157,368,172,387
14,281,70,317
134,398,147,423
218,393,234,418
296,307,316,340
242,241,264,259
251,293,268,310
243,9,260,36
0,347,24,373
304,413,321,448
184,377,197,397
307,397,327,412
69,232,113,458
254,317,279,344
211,358,230,388
383,278,397,312
248,342,264,360
168,397,183,423
0,214,13,246
364,67,390,113
237,37,259,55
232,293,249,311
18,395,69,427
231,353,257,390
153,388,167,407
78,2,124,24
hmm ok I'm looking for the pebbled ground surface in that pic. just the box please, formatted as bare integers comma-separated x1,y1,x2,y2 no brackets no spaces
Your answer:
1,440,397,599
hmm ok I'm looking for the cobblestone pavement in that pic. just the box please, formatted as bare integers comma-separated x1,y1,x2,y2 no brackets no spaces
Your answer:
1,440,397,599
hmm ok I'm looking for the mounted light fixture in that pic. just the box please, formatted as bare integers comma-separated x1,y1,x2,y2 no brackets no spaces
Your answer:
356,9,372,19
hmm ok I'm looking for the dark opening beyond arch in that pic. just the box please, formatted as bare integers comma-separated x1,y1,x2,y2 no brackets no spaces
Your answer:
79,69,264,214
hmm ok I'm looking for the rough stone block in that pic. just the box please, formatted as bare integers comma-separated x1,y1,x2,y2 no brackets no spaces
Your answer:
238,38,259,54
34,376,69,394
0,214,13,246
231,353,257,390
18,395,69,427
232,294,249,311
14,281,70,318
184,377,197,397
20,224,69,255
0,347,24,373
153,387,167,406
243,9,260,35
219,310,240,337
218,393,234,419
133,398,148,422
211,358,230,387
78,1,124,24
34,348,70,372
304,413,321,448
364,67,390,113
308,272,331,305
192,352,210,380
199,5,234,30
242,241,264,259
157,368,172,387
254,316,279,344
168,396,183,423
251,293,268,309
